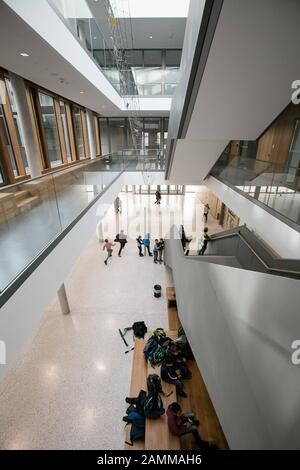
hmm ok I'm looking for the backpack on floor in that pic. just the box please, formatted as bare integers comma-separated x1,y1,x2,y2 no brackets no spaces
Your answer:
144,392,165,419
132,321,148,339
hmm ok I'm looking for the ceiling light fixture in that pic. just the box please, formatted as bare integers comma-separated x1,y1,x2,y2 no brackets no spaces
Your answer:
149,36,153,39
20,52,29,57
80,91,85,94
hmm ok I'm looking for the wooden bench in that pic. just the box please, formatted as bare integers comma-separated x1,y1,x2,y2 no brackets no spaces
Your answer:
167,287,181,331
124,339,147,450
145,330,181,450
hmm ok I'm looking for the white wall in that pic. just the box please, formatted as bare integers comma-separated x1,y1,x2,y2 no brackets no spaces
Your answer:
164,228,300,449
205,176,300,259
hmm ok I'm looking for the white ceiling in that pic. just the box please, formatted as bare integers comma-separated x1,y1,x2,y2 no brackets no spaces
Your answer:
0,0,169,116
87,0,186,50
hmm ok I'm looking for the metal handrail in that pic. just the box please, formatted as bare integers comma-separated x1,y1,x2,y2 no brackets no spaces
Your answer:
208,230,300,276
0,154,107,192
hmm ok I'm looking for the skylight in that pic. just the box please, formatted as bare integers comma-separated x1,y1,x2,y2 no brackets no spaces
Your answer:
109,0,190,18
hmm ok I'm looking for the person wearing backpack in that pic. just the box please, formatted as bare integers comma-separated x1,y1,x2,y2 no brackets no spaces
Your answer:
161,355,187,397
167,402,207,448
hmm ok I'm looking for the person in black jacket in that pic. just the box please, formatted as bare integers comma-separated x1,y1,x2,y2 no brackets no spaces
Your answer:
158,238,164,263
115,230,127,257
136,235,144,257
161,355,187,397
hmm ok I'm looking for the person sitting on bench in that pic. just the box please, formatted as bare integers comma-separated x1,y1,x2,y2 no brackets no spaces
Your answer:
160,355,187,397
167,402,208,448
168,343,192,379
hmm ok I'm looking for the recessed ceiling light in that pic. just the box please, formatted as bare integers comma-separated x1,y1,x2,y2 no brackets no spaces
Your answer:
80,91,85,94
20,52,29,57
149,36,153,39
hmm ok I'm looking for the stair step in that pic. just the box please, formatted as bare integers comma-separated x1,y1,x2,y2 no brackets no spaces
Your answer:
14,190,30,202
17,196,39,210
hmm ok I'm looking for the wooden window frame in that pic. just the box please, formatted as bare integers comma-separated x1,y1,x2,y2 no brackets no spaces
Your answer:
0,76,30,184
81,109,90,159
94,113,101,156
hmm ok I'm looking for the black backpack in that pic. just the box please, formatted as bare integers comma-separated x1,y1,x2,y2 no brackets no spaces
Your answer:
132,321,147,339
147,373,172,398
144,392,165,419
147,374,164,394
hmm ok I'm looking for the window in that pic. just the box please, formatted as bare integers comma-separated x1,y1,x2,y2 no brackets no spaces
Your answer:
99,118,109,155
5,79,30,175
0,76,29,184
73,106,85,160
39,93,62,167
59,101,72,162
0,104,19,177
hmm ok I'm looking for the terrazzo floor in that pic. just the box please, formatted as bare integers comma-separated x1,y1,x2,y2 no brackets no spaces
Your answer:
0,190,221,450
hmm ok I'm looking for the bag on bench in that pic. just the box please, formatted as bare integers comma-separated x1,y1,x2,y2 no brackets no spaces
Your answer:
144,392,165,419
144,338,166,367
123,410,145,446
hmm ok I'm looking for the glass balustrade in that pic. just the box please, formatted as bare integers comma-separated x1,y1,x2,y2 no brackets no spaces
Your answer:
211,150,300,227
0,152,164,294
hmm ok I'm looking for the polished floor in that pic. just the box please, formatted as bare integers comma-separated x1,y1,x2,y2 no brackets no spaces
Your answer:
0,191,222,450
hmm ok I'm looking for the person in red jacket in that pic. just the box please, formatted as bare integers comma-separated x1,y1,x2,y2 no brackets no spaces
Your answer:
167,402,207,448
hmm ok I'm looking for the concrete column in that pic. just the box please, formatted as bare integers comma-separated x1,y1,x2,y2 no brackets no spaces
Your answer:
57,283,70,315
9,73,41,177
86,109,96,159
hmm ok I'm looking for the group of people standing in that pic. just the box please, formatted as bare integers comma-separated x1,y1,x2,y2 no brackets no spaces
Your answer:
136,234,164,264
103,232,165,265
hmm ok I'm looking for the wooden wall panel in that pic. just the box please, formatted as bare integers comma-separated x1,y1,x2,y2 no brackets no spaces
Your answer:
256,103,300,166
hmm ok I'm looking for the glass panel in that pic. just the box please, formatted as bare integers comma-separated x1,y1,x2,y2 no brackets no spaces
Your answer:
5,79,30,175
0,103,19,177
143,118,161,149
73,106,85,160
0,158,124,292
287,120,300,183
109,118,125,152
166,50,182,66
60,101,72,162
99,118,109,155
144,50,162,67
39,93,62,167
125,50,143,66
